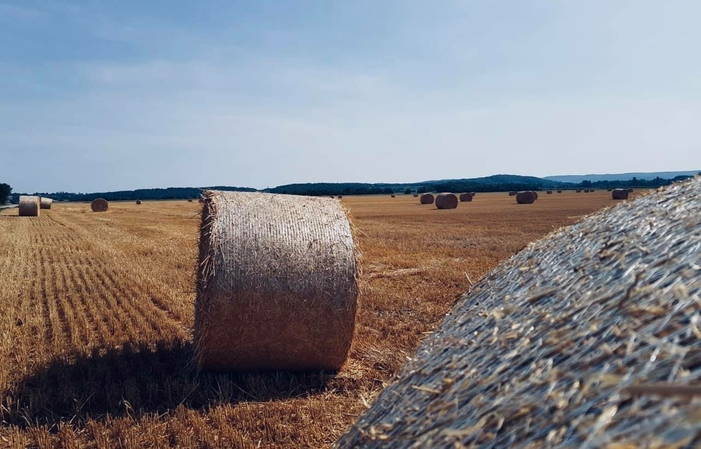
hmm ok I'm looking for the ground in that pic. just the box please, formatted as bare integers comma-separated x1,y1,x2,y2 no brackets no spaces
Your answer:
0,191,628,448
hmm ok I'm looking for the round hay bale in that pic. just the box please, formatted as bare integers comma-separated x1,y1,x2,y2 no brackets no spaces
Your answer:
612,188,629,200
413,194,418,198
337,195,343,199
39,197,52,209
557,190,562,193
336,177,701,449
136,200,142,205
18,196,40,217
188,199,193,203
195,191,358,372
546,190,553,194
435,194,458,209
508,191,517,196
91,198,109,212
627,188,634,193
458,193,473,202
420,194,434,205
470,192,476,197
515,191,536,204
576,189,582,193
391,194,396,198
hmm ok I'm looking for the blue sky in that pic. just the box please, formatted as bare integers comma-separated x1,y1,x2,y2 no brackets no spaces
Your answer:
1,1,700,193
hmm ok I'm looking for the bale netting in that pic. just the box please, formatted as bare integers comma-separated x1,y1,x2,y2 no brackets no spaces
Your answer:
515,191,536,204
91,198,109,212
420,194,434,205
18,196,40,217
612,188,629,200
195,191,359,372
336,178,701,449
40,197,52,209
459,193,473,202
435,194,458,209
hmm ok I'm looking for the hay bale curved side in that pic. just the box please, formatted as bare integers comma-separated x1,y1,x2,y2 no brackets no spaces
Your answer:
136,200,142,205
612,188,629,200
336,178,701,449
91,198,109,212
18,196,40,217
195,191,359,372
532,191,539,200
515,191,536,204
435,194,458,209
419,194,434,205
458,193,473,202
39,197,52,209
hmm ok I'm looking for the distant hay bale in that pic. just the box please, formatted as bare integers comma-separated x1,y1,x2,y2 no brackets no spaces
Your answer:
459,193,473,202
627,188,634,193
39,197,52,209
195,191,358,372
470,192,476,197
336,177,701,449
612,188,629,200
188,199,193,203
546,190,553,194
136,200,142,205
391,194,396,198
18,196,40,217
413,194,418,197
515,191,536,204
508,191,517,196
338,195,343,199
435,194,458,209
557,190,562,193
90,198,109,212
420,194,434,205
576,189,582,193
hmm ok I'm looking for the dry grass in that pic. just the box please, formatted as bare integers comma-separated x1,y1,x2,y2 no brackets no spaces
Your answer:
0,192,629,448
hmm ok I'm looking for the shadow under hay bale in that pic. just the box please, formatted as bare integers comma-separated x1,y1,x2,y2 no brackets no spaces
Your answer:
91,198,109,212
40,197,52,209
612,188,629,200
195,191,358,372
435,194,458,209
336,178,701,449
515,191,536,204
18,196,40,217
420,194,434,205
459,193,473,202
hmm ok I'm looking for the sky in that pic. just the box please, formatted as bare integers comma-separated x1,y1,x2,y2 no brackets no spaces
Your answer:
1,1,700,193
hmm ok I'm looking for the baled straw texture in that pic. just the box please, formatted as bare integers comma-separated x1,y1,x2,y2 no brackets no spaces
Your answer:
420,194,434,205
336,178,701,449
91,198,109,212
39,197,52,209
18,196,40,217
612,189,629,200
515,191,536,204
195,191,359,372
435,194,458,210
459,193,473,202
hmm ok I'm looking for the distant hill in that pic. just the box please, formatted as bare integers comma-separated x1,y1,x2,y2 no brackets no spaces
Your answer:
545,171,700,184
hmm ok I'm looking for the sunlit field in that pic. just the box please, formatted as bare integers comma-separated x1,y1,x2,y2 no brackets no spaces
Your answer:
0,191,632,448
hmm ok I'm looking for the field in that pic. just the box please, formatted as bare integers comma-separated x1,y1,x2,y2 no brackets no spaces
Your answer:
0,191,629,448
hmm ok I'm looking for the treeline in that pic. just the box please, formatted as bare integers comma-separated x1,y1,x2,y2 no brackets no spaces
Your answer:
10,186,255,203
581,176,694,189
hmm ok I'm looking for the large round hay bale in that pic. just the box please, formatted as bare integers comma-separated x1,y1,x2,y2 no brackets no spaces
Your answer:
90,198,109,212
612,188,629,200
39,197,52,209
18,196,40,217
420,194,434,205
508,191,517,196
515,191,536,204
136,200,142,205
458,193,473,202
195,191,358,372
435,194,458,209
336,177,701,449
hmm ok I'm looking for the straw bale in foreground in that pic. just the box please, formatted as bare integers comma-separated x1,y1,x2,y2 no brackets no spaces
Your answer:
195,191,358,372
336,178,701,448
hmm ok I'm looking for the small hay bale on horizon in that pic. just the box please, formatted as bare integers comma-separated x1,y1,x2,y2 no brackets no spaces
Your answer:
195,191,358,372
391,194,396,198
508,191,517,196
557,190,563,193
435,194,458,209
459,193,473,202
91,198,109,213
515,191,536,204
19,196,40,217
39,197,53,209
546,190,553,194
420,194,434,205
612,188,629,200
136,200,142,205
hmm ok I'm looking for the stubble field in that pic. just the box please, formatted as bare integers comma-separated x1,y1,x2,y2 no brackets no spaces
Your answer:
0,191,630,448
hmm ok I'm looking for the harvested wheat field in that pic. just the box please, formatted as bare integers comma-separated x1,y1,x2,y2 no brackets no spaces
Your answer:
0,191,633,448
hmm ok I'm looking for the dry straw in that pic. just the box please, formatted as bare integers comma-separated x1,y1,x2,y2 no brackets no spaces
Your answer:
612,188,629,200
194,191,359,372
39,197,52,209
91,198,109,212
18,196,40,217
459,193,473,202
420,194,434,205
435,194,458,209
515,191,536,204
336,178,701,449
